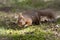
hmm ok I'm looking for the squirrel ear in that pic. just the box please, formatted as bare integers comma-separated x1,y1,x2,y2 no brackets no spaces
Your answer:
20,12,22,15
19,12,24,18
19,12,22,16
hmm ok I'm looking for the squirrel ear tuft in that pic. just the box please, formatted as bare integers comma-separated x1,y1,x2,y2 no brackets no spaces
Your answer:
19,12,24,18
19,12,23,17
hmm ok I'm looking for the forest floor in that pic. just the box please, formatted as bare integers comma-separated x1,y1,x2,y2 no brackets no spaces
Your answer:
0,11,60,40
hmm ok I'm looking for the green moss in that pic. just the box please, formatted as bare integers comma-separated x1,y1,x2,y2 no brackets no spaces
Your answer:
0,25,55,40
57,18,60,24
0,13,60,40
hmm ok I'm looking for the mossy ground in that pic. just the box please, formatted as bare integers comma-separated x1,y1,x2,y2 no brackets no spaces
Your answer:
0,12,60,40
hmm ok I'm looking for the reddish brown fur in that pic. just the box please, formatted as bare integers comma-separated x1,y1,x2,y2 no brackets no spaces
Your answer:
17,13,32,27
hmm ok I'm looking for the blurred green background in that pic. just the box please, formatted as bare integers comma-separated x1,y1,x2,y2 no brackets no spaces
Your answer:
0,0,60,12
